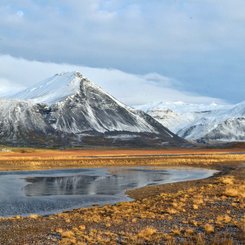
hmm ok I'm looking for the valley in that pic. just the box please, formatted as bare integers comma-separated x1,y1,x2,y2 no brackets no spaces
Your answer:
1,1,244,244
0,73,244,244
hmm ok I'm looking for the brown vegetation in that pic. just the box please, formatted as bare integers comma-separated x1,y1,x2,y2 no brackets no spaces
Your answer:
0,147,244,171
0,149,244,244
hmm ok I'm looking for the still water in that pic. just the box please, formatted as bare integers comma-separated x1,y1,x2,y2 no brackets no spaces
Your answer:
0,167,217,217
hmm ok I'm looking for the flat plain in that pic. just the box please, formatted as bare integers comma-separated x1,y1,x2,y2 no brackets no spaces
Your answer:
0,147,244,244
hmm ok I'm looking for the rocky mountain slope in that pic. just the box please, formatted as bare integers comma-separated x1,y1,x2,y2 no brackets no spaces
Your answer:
0,72,185,147
135,101,245,143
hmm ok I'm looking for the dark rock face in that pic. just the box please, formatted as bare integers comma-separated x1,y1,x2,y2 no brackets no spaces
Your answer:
0,73,186,147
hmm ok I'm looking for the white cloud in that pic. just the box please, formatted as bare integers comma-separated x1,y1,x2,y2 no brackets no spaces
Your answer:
0,55,226,105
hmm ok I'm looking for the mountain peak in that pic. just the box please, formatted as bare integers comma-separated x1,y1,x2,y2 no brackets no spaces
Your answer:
9,71,97,104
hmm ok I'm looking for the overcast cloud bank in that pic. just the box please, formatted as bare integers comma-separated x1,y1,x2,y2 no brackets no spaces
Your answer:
0,55,226,106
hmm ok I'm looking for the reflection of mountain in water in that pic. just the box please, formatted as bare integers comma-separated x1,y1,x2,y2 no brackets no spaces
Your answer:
24,169,169,197
24,175,99,196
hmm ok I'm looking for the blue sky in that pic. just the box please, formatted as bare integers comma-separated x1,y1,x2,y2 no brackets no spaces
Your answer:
0,0,244,104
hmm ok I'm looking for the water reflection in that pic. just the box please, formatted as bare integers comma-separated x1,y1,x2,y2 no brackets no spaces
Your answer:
24,169,169,197
24,175,99,196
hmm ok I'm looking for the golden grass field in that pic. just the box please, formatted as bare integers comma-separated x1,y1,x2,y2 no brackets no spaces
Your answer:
0,147,244,244
0,147,244,171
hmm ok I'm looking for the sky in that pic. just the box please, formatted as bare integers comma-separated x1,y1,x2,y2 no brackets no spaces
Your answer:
0,0,244,105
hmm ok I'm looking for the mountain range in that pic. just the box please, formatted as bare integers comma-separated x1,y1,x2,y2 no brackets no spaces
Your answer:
1,72,243,147
135,101,245,143
0,72,185,147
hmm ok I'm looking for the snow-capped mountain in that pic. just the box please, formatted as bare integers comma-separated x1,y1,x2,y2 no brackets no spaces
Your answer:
0,72,185,147
135,101,245,143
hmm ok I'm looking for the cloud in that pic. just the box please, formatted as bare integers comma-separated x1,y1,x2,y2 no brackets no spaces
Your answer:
0,1,244,102
0,55,226,105
0,1,244,63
